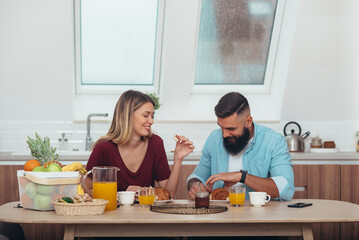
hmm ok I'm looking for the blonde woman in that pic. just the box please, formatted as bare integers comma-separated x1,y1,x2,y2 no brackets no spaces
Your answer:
85,90,195,197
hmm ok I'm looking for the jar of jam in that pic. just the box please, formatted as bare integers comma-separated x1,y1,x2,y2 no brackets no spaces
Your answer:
195,192,209,209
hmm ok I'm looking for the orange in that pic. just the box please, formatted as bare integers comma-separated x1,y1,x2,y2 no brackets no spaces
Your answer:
24,159,41,171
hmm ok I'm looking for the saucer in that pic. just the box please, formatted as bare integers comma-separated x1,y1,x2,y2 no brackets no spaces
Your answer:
121,204,133,207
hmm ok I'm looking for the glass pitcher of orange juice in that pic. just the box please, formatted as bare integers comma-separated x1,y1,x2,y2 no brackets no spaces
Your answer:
83,166,120,210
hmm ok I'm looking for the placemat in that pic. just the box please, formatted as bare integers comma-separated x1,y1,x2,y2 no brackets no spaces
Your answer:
150,203,228,215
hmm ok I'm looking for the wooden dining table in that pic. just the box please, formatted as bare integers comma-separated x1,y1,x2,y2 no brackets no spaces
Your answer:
0,199,358,240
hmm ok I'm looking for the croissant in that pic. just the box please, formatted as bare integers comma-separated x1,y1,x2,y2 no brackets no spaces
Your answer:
155,187,171,201
210,188,229,200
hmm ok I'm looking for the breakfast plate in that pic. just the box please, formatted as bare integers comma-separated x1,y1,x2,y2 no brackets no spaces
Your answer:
210,200,229,204
154,199,173,204
309,148,339,153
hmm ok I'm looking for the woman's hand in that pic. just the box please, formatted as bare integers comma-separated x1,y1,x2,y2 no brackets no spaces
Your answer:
164,135,195,198
173,135,195,161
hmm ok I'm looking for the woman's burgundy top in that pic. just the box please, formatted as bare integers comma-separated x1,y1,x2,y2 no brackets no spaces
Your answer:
86,135,171,191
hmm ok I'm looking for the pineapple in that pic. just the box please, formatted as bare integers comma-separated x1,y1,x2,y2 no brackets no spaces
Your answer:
27,132,62,168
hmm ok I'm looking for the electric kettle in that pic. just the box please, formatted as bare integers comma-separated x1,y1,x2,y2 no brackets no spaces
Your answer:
283,121,310,152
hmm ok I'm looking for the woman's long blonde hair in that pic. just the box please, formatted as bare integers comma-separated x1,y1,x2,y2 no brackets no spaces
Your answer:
92,90,155,149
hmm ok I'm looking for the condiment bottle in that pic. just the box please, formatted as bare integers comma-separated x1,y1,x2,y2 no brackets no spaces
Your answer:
310,135,323,148
356,131,359,152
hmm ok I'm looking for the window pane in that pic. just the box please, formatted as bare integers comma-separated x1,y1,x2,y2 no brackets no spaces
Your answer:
194,0,277,85
80,0,159,85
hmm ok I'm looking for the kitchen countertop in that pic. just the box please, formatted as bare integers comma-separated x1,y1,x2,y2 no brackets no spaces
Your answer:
1,150,359,165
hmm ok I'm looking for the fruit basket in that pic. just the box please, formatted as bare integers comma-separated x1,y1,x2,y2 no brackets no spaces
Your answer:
53,199,109,216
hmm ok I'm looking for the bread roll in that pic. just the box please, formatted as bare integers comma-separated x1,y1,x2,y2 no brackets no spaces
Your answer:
155,187,171,201
210,188,229,200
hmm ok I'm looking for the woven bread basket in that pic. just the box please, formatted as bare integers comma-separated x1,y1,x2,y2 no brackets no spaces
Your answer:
53,199,109,216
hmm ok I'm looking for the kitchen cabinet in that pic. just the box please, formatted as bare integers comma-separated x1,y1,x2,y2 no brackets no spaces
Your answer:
293,164,359,240
293,165,308,199
308,165,341,200
340,165,359,240
0,165,21,205
308,165,341,240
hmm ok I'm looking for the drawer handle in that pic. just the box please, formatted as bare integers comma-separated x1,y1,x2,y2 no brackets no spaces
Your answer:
295,187,306,192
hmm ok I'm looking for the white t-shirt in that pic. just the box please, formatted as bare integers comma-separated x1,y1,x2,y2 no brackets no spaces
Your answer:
227,138,253,187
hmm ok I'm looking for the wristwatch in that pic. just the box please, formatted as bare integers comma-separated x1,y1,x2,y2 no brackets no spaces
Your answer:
239,169,248,183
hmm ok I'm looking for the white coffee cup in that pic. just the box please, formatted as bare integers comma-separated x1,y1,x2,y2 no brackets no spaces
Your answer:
249,192,271,207
117,191,136,206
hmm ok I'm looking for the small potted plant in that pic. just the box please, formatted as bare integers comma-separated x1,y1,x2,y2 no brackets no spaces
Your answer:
148,92,161,110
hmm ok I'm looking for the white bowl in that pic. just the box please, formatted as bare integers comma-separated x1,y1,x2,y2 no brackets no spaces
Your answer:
117,191,136,206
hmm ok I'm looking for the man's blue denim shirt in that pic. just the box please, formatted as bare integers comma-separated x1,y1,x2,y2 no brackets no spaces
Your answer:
187,122,295,201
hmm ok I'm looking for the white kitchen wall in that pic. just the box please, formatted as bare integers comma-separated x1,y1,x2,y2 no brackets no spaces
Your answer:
0,0,359,153
282,0,359,121
0,0,74,121
0,120,358,153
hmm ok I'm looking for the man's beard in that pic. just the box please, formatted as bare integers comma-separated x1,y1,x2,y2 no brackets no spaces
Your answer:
223,127,250,155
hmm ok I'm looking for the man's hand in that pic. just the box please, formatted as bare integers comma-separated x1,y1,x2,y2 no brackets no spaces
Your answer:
187,179,212,199
205,172,241,186
206,172,281,198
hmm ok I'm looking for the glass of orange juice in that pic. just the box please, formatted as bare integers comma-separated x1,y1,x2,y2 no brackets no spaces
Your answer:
138,187,155,207
228,186,246,207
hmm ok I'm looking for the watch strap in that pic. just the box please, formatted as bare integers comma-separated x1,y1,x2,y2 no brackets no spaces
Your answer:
239,170,247,183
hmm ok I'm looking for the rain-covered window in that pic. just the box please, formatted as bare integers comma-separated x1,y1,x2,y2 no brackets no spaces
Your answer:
79,0,159,86
194,0,277,85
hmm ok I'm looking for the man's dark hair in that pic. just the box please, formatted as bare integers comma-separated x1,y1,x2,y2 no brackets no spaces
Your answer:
214,92,249,118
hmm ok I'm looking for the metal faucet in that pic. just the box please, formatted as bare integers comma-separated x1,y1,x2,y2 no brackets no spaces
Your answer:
86,113,108,151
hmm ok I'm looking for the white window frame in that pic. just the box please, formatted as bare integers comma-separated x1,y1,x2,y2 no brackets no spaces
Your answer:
156,0,299,122
73,0,299,122
73,0,165,95
190,0,284,95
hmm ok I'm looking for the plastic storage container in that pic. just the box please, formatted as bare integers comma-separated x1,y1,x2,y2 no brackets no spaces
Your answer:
17,170,81,211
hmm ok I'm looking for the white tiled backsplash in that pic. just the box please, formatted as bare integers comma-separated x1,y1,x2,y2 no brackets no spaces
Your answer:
0,120,358,153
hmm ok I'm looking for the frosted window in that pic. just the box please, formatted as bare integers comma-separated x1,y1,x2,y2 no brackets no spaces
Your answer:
194,0,277,85
80,0,159,85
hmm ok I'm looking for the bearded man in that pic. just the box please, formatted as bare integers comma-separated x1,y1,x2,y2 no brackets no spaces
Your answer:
187,92,295,201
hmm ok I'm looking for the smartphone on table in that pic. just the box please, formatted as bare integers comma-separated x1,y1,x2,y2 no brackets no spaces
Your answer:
288,202,312,208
